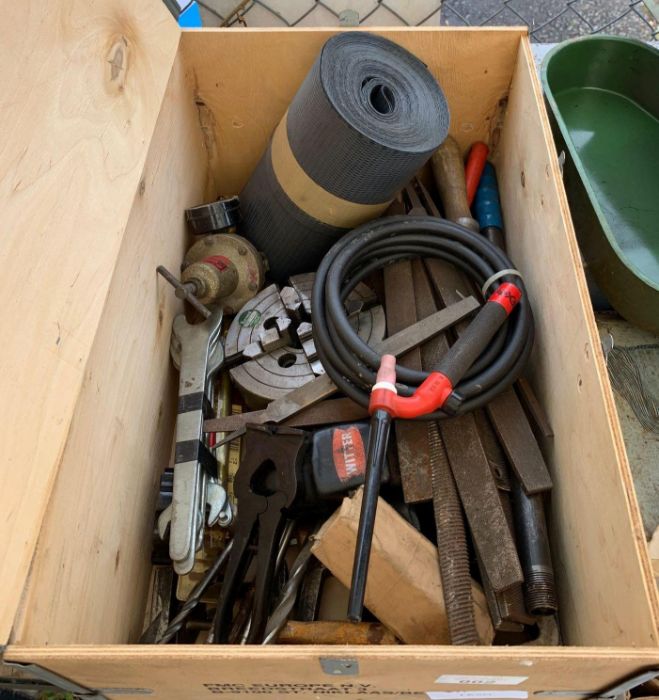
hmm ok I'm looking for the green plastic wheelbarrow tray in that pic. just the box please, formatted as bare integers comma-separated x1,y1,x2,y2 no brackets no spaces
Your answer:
542,36,659,332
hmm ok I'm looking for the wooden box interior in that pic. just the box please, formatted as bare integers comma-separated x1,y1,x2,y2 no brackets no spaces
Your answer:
8,28,657,670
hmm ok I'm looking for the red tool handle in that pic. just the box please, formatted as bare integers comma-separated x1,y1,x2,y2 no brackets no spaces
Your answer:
370,282,521,419
465,142,489,207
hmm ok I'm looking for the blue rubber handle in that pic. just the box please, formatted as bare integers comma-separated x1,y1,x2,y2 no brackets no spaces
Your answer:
473,162,504,231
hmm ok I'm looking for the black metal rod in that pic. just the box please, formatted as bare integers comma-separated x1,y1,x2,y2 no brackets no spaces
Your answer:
156,265,211,319
511,476,558,615
348,408,392,622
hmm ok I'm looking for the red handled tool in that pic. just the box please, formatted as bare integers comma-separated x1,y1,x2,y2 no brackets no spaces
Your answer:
465,141,489,207
347,282,522,621
310,214,533,624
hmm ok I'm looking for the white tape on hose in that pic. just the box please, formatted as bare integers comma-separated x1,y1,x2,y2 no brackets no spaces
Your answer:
481,268,523,298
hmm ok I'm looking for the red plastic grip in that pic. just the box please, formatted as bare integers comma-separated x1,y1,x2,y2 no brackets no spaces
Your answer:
465,142,489,207
369,371,453,419
489,282,522,316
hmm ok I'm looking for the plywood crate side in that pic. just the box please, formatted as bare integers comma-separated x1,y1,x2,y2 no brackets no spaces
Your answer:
12,51,207,647
496,39,659,646
0,0,180,645
5,646,659,700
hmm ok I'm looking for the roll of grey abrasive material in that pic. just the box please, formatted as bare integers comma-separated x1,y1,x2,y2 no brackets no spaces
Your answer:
240,32,450,281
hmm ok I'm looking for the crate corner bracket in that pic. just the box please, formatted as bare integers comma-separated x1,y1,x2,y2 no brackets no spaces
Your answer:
319,657,360,676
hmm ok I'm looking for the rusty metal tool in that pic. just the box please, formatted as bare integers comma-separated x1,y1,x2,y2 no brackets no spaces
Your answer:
415,178,442,218
470,164,554,485
181,234,265,314
383,253,433,504
486,388,552,494
349,280,524,620
157,233,265,316
480,577,527,634
429,420,479,643
277,621,398,645
405,180,431,217
471,421,536,631
516,377,554,439
413,183,517,636
411,235,480,643
424,164,529,597
441,412,523,593
474,408,510,490
431,136,479,232
386,182,467,507
207,297,480,446
408,216,447,503
213,426,308,644
205,398,368,434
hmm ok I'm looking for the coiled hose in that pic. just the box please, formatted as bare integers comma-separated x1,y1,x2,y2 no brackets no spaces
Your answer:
311,215,534,417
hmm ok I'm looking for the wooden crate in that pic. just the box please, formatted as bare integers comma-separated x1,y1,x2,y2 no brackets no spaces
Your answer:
1,2,658,698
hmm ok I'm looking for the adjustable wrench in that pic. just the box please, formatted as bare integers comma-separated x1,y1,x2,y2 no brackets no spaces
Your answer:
160,309,233,575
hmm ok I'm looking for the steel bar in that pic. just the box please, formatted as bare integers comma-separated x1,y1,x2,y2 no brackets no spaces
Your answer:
487,388,553,494
383,258,433,504
441,412,523,593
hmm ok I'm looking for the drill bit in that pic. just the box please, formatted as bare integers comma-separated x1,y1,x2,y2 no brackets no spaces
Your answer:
209,519,296,644
156,540,234,644
262,536,316,645
275,519,296,579
429,421,479,645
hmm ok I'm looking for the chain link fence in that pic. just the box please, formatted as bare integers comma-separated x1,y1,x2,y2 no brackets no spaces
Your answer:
198,0,658,39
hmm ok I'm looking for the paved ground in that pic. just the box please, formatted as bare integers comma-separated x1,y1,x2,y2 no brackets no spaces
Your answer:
442,0,657,40
199,0,658,39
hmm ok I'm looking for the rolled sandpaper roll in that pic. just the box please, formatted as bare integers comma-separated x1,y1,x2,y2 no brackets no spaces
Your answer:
241,32,450,280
